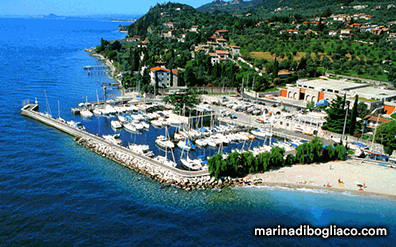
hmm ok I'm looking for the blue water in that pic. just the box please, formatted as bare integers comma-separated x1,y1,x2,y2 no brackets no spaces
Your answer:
1,18,395,246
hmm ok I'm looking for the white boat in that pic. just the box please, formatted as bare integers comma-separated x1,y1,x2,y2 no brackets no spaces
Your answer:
155,135,174,149
151,120,163,128
177,139,196,151
117,115,128,123
123,122,137,132
80,109,93,118
132,120,144,131
111,120,123,129
154,155,177,167
250,129,271,139
103,134,121,145
102,105,117,115
180,156,203,171
141,120,150,129
128,144,154,157
167,118,182,126
195,139,207,147
93,108,103,115
214,133,230,145
206,137,218,147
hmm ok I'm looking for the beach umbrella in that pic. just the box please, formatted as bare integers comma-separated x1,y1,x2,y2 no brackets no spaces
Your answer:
316,99,329,107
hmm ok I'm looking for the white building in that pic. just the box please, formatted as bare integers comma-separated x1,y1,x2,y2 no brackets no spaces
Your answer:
150,66,178,88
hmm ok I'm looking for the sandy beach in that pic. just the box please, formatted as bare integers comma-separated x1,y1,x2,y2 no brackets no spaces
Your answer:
246,159,396,198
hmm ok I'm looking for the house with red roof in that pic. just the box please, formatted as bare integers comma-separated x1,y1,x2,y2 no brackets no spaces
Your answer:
150,66,179,88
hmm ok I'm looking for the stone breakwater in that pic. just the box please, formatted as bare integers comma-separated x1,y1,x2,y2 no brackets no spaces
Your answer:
74,137,252,191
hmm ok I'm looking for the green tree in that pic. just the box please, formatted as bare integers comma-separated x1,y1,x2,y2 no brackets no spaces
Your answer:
375,121,396,155
349,95,359,135
323,95,347,133
306,101,315,112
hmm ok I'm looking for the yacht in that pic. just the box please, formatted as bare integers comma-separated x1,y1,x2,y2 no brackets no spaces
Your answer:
128,144,154,157
132,120,144,131
103,133,122,145
141,120,150,129
93,108,103,115
177,140,196,151
180,156,203,171
250,129,271,139
153,155,177,168
111,120,123,129
80,109,93,118
117,115,128,123
155,135,174,149
123,122,137,132
195,138,207,147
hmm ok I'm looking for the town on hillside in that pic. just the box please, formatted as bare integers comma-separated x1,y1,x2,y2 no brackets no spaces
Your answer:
92,1,396,163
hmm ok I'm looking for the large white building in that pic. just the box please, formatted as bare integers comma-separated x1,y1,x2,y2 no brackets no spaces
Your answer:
149,66,178,88
280,77,396,109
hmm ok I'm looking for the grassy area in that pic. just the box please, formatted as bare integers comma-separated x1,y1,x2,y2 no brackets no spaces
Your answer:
317,67,389,82
391,113,396,120
249,51,330,62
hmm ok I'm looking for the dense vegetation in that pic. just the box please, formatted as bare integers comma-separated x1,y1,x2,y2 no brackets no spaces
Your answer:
375,120,396,155
208,137,347,179
322,94,364,135
95,0,396,96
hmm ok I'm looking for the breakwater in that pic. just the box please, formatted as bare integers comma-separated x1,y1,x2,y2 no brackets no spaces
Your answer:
21,104,226,191
74,136,241,190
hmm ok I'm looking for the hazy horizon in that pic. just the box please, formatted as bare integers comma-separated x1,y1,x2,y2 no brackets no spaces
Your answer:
0,0,212,17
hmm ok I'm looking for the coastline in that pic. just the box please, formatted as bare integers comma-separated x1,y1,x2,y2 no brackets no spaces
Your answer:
244,160,396,199
82,49,396,200
86,49,122,85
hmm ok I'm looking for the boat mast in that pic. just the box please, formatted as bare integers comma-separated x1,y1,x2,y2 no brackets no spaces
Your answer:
58,100,61,119
44,90,52,116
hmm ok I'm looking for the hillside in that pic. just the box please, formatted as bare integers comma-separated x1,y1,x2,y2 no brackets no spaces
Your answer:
198,0,350,14
127,3,207,38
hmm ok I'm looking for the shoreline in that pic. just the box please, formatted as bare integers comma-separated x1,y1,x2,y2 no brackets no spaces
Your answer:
242,181,396,200
244,160,396,199
86,49,122,85
82,49,396,200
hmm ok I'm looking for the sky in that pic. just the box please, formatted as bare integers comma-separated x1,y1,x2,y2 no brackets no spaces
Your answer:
0,0,213,16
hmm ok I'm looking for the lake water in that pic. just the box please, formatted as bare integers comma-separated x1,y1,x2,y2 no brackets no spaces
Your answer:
0,18,395,246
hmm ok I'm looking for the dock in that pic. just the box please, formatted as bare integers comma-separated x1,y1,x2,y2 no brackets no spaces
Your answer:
21,104,209,178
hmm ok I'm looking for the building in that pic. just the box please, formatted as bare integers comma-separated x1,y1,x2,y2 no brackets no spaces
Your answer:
340,29,352,39
278,70,292,79
209,50,230,65
280,77,396,109
163,22,179,29
229,45,240,56
384,101,396,115
215,29,229,37
126,35,140,42
149,66,178,88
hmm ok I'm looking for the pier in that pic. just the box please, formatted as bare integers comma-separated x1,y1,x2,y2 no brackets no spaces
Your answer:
21,104,209,178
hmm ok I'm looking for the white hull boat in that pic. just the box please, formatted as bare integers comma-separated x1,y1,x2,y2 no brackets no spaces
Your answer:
111,120,123,129
80,109,93,118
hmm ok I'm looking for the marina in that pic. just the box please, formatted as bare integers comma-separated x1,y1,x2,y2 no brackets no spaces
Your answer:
21,92,309,187
3,16,396,247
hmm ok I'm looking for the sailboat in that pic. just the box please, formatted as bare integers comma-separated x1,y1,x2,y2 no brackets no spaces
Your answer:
155,126,174,149
80,96,93,118
180,150,203,171
153,126,177,167
56,100,66,123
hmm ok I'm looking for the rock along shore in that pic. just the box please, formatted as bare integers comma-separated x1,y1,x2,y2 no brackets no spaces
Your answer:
74,137,253,191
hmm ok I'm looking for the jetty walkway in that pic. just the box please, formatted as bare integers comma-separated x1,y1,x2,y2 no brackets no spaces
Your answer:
21,104,209,178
